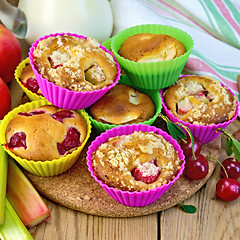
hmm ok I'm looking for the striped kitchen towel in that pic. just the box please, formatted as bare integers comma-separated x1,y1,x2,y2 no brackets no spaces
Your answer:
138,0,240,99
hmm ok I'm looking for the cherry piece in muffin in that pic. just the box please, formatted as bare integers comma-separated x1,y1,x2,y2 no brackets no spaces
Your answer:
5,105,87,161
131,159,160,184
20,64,42,95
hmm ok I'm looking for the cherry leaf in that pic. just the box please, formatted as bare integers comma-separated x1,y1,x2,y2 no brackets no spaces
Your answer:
167,122,186,142
231,138,240,162
225,137,233,156
160,114,186,142
178,203,197,214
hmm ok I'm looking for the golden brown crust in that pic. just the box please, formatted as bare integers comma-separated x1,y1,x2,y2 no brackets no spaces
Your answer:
33,35,117,92
89,84,155,124
92,131,182,192
118,33,186,62
5,105,87,161
163,75,238,125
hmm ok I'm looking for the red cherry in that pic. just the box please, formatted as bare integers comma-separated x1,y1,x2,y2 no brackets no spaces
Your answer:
221,158,240,179
131,159,160,184
216,178,240,201
184,153,209,180
180,135,202,157
18,110,45,116
24,77,39,93
51,110,74,122
8,132,27,149
57,127,81,155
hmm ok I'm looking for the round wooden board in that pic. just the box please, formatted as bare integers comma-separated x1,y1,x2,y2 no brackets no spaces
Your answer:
25,117,220,218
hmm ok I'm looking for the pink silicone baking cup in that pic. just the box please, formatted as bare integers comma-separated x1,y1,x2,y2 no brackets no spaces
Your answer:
29,32,121,110
86,124,185,207
161,75,239,144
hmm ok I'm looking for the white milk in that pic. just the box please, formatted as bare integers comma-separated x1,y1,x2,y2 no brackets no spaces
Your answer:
18,0,113,44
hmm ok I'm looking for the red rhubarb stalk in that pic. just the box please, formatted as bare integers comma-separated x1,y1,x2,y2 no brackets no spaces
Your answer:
7,159,51,228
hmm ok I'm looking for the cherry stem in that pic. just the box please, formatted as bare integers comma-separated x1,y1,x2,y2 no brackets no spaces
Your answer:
160,114,169,123
177,122,196,160
216,127,233,140
207,154,229,178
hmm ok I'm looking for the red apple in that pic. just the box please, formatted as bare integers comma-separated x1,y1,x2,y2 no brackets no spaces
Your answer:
0,76,11,119
0,24,22,83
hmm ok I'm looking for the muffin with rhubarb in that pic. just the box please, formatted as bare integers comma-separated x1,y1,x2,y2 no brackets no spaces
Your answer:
86,75,162,133
29,33,121,110
15,58,45,102
162,75,239,144
0,100,91,176
86,124,185,207
111,24,193,90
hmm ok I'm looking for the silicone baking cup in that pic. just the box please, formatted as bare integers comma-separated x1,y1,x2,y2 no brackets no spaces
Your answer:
83,74,162,133
15,58,46,102
111,24,194,90
86,124,185,207
161,76,239,144
28,32,121,110
0,100,92,177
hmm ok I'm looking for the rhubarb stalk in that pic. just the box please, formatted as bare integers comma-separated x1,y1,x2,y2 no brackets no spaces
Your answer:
7,158,51,228
0,199,33,240
0,145,8,225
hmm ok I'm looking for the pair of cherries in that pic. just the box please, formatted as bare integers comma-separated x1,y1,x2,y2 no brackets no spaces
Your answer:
181,135,240,202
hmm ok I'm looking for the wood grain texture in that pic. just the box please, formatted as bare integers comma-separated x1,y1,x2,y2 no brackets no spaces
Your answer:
159,120,240,240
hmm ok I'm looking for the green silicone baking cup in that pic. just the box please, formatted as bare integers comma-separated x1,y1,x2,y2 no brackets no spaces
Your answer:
102,37,112,50
83,74,162,133
111,24,194,90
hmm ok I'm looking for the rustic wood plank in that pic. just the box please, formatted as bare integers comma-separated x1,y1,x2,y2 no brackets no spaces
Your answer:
29,198,158,240
160,120,240,240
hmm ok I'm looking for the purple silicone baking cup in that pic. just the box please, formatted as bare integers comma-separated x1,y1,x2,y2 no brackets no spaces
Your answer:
86,124,185,207
161,75,239,144
29,32,121,110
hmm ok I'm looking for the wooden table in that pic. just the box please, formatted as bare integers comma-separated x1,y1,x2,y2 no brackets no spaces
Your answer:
7,37,240,240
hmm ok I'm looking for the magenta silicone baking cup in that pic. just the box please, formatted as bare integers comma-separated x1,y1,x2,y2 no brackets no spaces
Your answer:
86,124,185,207
29,32,121,110
161,75,239,144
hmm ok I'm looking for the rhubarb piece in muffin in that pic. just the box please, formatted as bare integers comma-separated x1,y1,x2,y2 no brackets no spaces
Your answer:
92,130,182,191
163,75,238,125
20,63,42,96
32,35,118,92
118,33,186,63
5,105,87,161
89,84,155,125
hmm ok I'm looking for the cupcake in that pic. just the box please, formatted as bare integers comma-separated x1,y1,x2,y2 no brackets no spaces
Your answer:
0,100,91,176
86,124,185,207
85,75,162,133
162,75,239,144
29,33,121,110
15,58,45,102
111,24,193,90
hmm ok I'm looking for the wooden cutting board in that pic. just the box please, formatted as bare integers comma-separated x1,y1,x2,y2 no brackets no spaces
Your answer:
25,117,219,218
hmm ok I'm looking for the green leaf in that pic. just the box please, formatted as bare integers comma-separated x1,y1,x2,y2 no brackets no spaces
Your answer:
178,203,197,214
167,123,178,141
167,122,186,142
225,137,233,156
232,138,240,162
